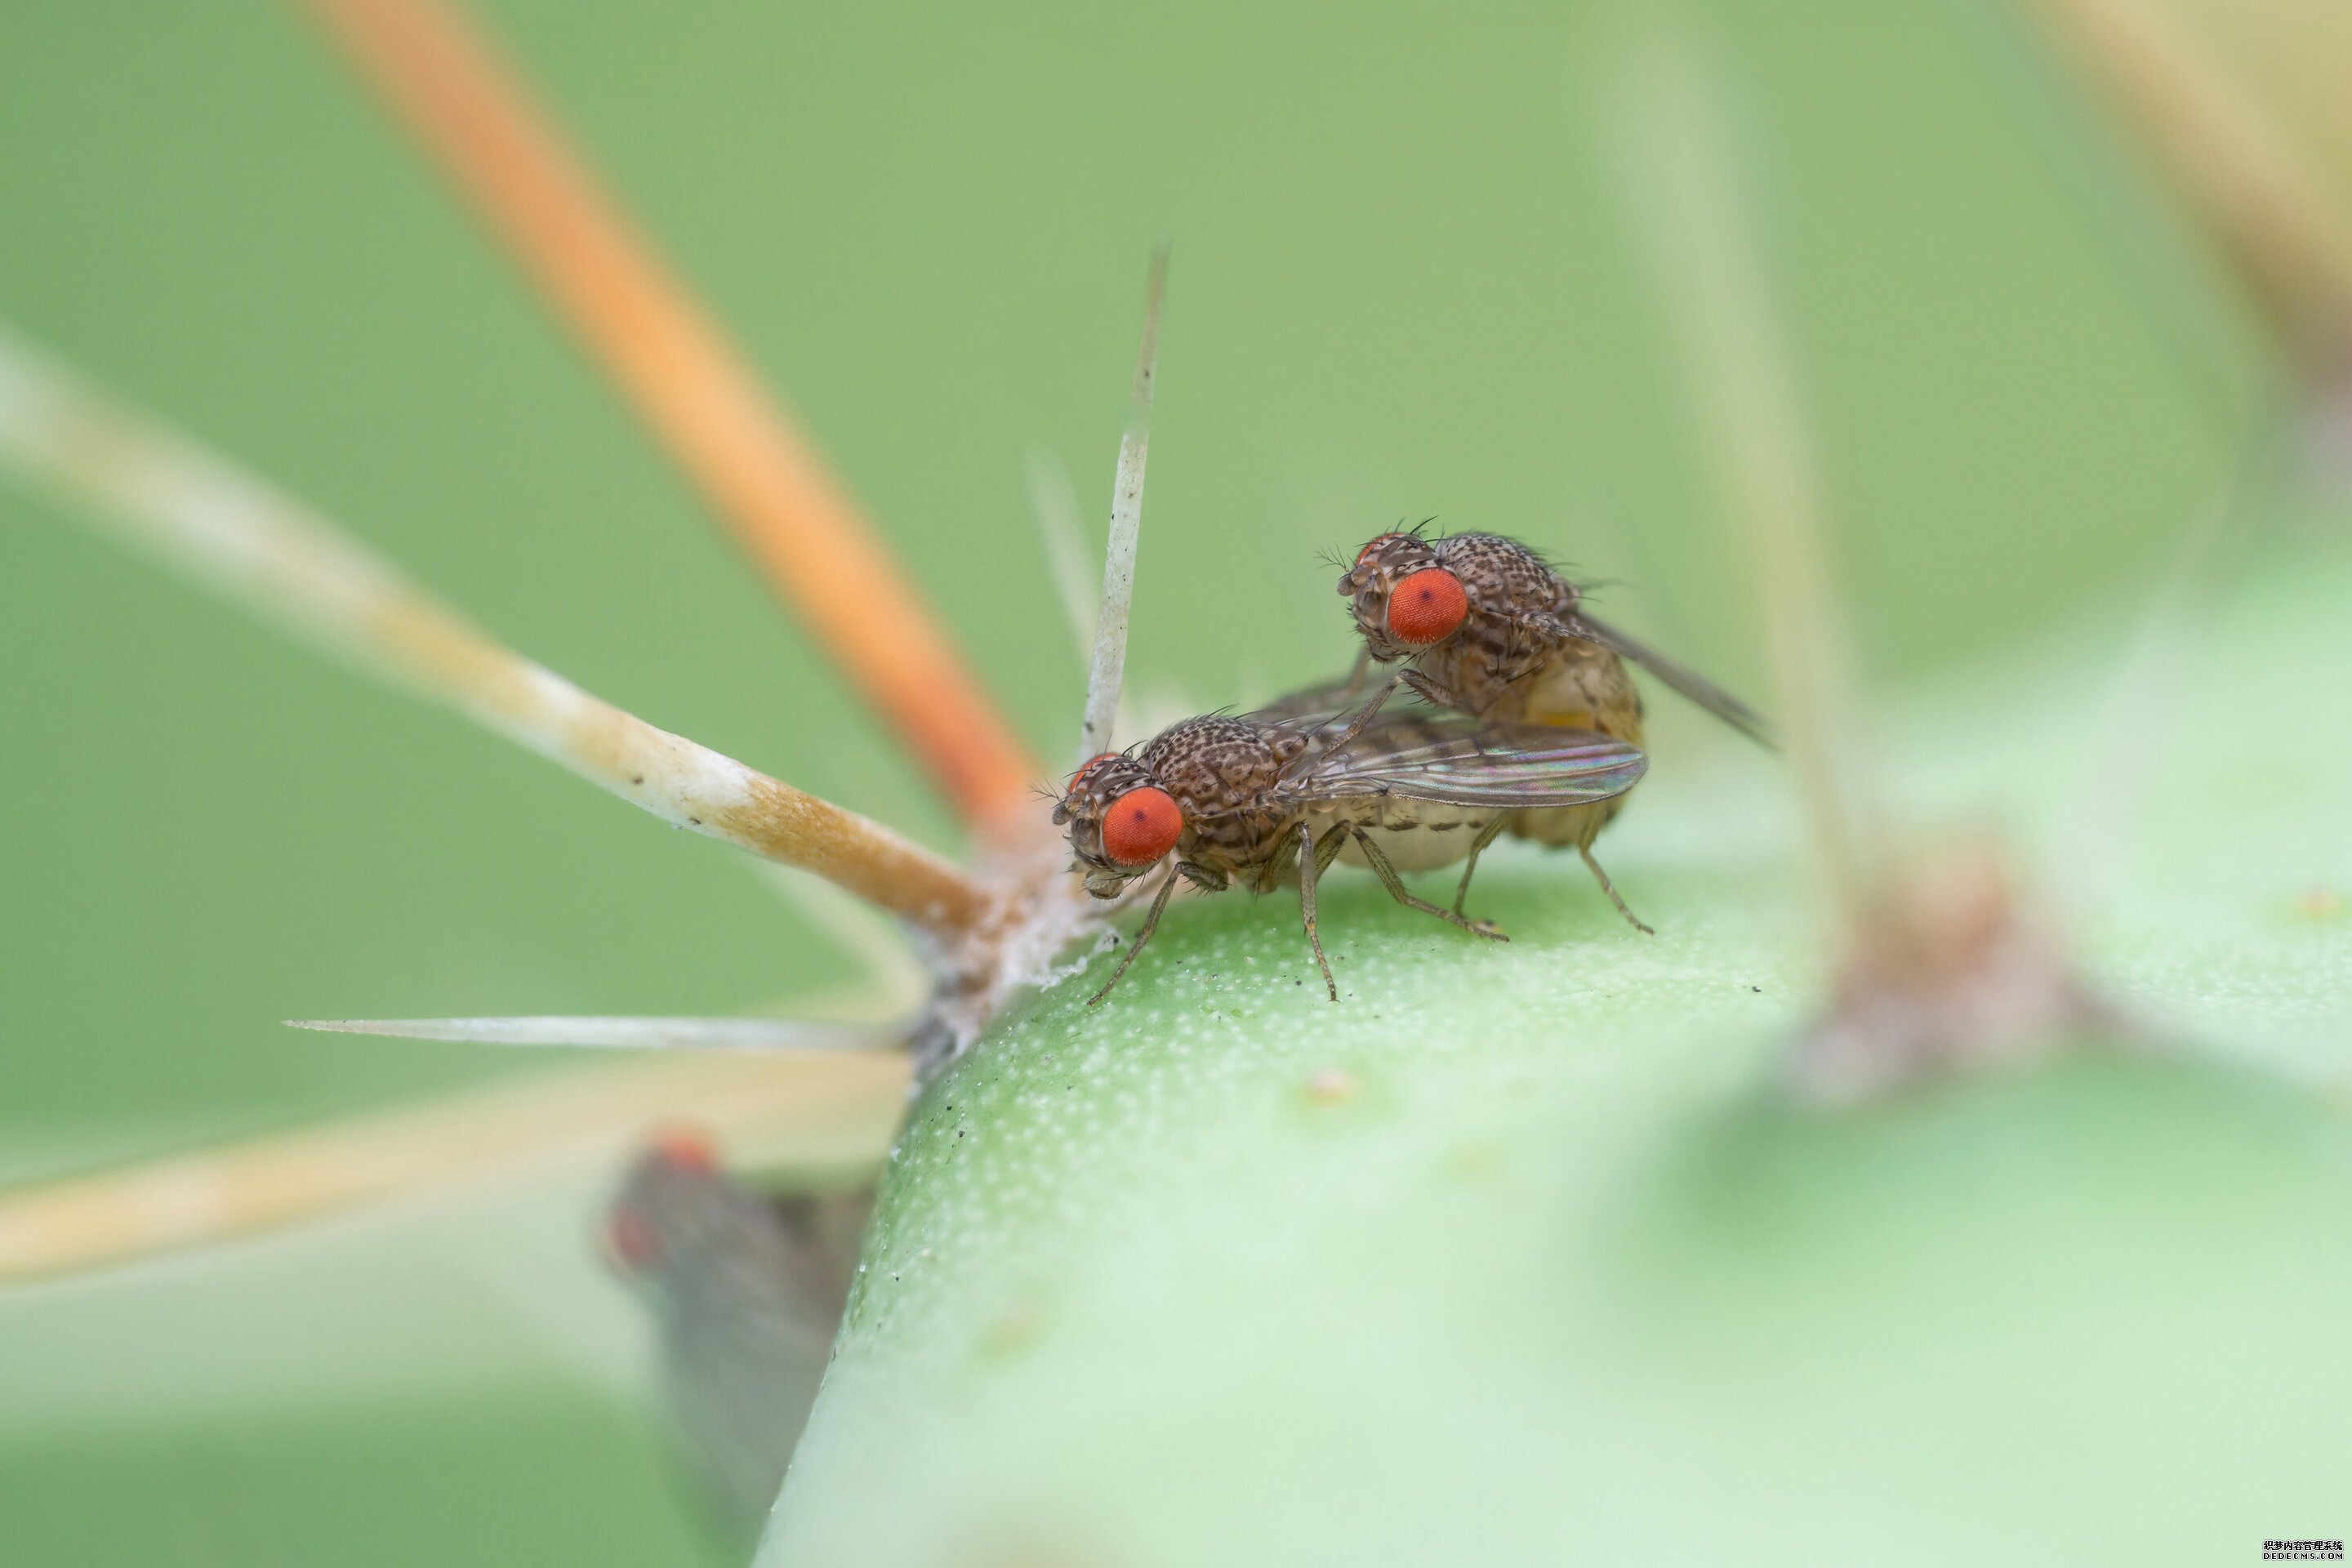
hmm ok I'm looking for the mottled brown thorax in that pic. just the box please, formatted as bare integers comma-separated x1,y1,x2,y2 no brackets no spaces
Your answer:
1425,533,1646,746
1141,716,1303,887
1426,534,1645,848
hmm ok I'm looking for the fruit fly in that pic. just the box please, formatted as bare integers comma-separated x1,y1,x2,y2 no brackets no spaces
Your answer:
1053,693,1646,1003
1335,527,1775,931
604,1129,874,1533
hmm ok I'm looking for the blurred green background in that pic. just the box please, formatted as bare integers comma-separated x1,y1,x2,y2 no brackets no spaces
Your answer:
0,0,2276,1561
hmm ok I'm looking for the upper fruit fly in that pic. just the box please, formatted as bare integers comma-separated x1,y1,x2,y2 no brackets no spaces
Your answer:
1054,694,1646,1003
1335,527,1775,930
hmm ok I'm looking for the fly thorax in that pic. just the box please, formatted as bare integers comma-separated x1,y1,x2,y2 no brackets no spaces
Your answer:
1142,717,1285,815
1436,532,1576,622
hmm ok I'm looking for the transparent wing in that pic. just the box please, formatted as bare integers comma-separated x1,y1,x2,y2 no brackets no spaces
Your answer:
1241,670,1374,733
1574,612,1780,749
1291,714,1647,808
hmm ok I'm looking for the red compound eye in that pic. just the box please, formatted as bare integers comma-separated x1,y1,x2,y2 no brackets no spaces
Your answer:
1354,532,1406,568
1386,567,1468,645
649,1125,719,1174
1100,786,1182,867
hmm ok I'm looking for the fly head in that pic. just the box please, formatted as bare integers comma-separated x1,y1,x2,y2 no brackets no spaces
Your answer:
1336,529,1466,662
1056,751,1183,893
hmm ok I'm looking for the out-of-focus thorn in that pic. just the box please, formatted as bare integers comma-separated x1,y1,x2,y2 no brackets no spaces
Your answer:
1609,39,1881,927
1789,835,2112,1104
2060,424,2283,905
300,0,1041,830
0,327,987,938
0,1054,906,1284
1027,447,1142,747
289,1015,914,1051
2018,0,2352,381
1076,242,1170,769
1610,33,2105,1101
1028,448,1100,671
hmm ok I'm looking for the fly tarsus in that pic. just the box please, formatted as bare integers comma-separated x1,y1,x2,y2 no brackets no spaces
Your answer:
1352,826,1508,942
1578,844,1654,935
1296,822,1342,1001
1451,814,1511,920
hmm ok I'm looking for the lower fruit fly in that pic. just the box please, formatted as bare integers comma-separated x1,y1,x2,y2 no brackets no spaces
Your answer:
604,1130,873,1531
1054,693,1646,1003
1335,528,1775,931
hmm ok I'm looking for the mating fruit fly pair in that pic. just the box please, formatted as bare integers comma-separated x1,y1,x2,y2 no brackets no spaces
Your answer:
1054,528,1777,1004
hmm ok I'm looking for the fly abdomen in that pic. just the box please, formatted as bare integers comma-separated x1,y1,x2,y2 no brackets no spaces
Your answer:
1324,799,1501,874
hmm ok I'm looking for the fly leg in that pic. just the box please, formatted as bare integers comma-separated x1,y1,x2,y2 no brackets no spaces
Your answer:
1449,813,1511,919
1278,674,1404,789
1296,821,1343,1000
1311,822,1350,882
1315,674,1401,756
1401,667,1469,713
1577,844,1654,936
1087,860,1184,1005
1352,826,1508,941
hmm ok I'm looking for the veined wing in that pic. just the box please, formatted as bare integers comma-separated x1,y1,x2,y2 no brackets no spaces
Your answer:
1291,715,1646,809
1574,612,1780,750
1243,670,1376,733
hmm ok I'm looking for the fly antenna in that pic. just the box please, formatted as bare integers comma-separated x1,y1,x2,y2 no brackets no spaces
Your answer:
1076,241,1171,768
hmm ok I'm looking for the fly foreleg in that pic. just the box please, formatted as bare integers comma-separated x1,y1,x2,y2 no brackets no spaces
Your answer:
1317,674,1401,755
1351,826,1507,942
1401,668,1468,713
1087,860,1185,1005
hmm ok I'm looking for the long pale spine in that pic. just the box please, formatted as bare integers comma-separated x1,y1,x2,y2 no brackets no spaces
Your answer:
0,328,982,936
1076,243,1169,767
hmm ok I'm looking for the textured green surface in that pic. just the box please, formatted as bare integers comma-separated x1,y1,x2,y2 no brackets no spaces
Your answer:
768,538,2352,1566
0,0,2325,1561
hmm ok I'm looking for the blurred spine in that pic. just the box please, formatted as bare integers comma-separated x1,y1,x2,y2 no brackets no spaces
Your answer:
303,0,1043,828
1610,30,2105,1102
2020,0,2352,381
